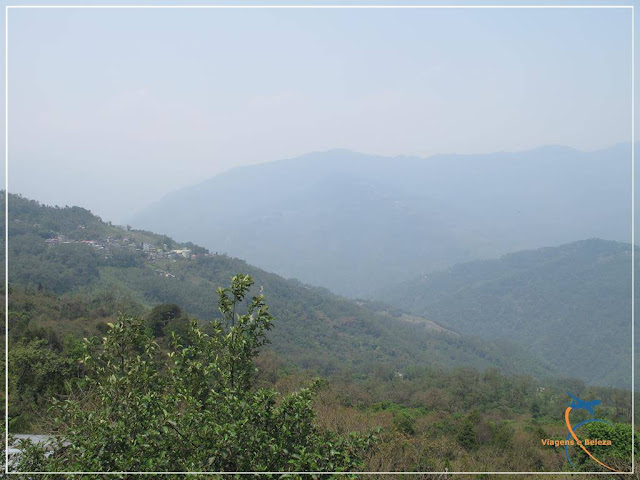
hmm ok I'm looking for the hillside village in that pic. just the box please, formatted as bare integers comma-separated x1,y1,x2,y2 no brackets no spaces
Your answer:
44,233,208,261
7,206,216,282
42,231,217,280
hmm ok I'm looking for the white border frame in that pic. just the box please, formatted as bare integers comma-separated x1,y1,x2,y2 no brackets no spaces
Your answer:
3,3,635,476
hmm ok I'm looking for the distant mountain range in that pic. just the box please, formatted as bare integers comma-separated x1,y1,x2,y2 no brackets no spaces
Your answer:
131,143,634,298
379,238,636,388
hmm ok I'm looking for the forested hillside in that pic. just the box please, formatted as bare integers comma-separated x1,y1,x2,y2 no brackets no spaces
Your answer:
4,192,553,379
380,239,636,388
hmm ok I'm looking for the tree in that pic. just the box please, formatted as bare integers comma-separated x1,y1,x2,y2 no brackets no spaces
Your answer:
570,422,637,472
8,338,73,432
156,235,173,250
145,303,187,337
16,275,375,474
184,242,209,255
457,413,480,451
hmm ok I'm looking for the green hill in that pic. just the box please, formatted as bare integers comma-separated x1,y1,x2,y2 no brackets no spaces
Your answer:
379,239,636,388
4,192,554,379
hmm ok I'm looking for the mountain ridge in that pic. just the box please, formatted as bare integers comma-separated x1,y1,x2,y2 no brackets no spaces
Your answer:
378,237,636,388
140,141,633,205
131,143,634,297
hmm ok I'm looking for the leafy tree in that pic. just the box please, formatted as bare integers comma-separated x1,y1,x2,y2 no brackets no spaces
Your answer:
16,275,375,474
145,303,187,337
107,249,142,268
530,400,541,419
8,338,74,431
571,422,637,472
156,235,173,250
392,411,415,436
184,241,209,255
457,413,480,451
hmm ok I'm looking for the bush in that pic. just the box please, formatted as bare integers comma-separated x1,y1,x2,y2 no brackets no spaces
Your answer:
145,303,186,338
16,275,376,474
571,422,636,472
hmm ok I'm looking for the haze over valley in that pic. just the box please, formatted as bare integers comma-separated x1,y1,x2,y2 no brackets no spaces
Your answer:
132,143,634,298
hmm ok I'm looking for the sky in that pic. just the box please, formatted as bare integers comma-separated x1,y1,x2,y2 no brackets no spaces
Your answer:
5,4,635,224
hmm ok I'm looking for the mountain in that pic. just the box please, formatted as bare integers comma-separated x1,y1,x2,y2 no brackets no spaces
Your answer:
130,143,634,297
378,239,636,388
4,192,554,380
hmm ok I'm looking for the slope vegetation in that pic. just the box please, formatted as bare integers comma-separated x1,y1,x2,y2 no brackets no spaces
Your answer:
380,239,636,388
4,192,553,379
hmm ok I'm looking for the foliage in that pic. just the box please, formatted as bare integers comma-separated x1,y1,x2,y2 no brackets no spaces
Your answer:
10,240,101,294
392,411,415,436
381,238,637,388
8,337,75,432
570,422,638,472
15,276,375,474
457,414,478,451
145,303,187,337
184,241,209,255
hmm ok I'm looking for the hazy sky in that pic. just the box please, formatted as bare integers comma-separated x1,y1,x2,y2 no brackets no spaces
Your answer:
6,5,635,224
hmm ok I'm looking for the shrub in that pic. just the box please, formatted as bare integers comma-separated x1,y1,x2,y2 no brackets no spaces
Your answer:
15,275,376,474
